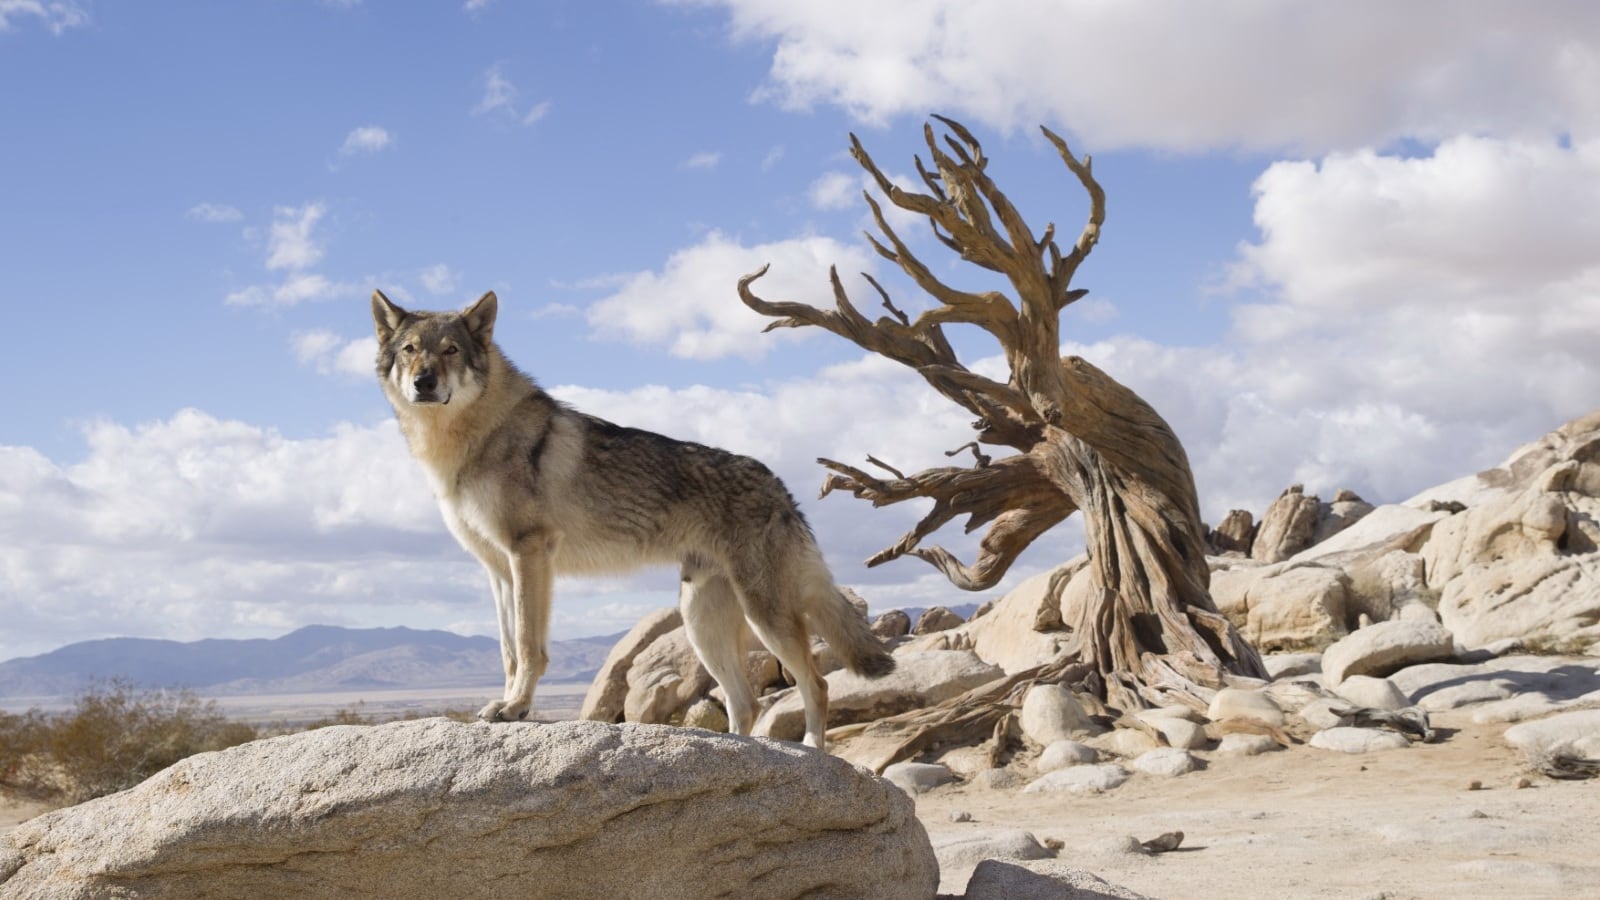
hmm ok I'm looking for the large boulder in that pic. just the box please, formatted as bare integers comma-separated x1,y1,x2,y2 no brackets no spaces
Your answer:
907,561,1083,675
752,650,1003,742
580,607,681,723
622,626,715,725
1,720,938,900
1320,619,1456,686
1415,411,1600,652
1210,560,1351,651
1252,485,1323,562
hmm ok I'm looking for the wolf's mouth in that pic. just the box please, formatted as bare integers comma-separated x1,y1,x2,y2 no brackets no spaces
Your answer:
411,392,449,405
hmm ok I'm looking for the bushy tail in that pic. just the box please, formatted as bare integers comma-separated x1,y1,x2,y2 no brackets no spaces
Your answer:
809,585,896,678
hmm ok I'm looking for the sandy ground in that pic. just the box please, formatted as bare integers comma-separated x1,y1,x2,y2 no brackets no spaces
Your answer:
4,687,1595,898
916,709,1600,899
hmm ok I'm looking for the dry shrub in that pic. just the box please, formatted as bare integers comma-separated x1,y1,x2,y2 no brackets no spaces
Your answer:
0,679,258,804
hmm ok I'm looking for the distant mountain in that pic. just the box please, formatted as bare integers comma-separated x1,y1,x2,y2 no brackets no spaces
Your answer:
0,625,622,699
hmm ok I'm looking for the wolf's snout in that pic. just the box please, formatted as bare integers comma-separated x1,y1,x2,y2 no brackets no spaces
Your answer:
413,371,439,393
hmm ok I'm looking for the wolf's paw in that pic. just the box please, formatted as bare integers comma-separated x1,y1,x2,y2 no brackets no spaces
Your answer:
477,699,531,722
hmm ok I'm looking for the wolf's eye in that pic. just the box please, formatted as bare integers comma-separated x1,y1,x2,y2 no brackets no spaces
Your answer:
402,344,416,353
443,345,459,356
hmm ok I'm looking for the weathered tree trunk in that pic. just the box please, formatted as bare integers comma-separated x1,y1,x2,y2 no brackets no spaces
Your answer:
738,117,1264,732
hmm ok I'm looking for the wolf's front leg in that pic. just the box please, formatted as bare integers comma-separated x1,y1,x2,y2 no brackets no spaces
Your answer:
478,533,555,722
487,572,517,704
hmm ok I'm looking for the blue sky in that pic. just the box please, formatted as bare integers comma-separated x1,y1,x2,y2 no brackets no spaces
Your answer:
3,0,1599,662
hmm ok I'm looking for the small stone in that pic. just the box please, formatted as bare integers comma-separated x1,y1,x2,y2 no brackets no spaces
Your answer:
1514,777,1532,789
882,761,954,795
1207,688,1287,726
1037,739,1099,772
1042,837,1065,852
1309,726,1410,754
1023,764,1130,794
1132,748,1198,777
1217,733,1281,756
949,810,973,823
972,768,1023,791
1466,780,1483,791
1020,683,1095,744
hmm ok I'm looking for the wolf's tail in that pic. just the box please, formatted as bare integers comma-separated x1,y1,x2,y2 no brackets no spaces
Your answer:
808,584,896,678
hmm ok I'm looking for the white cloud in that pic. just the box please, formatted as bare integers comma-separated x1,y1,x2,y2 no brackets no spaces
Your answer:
186,202,242,223
807,171,856,210
0,0,88,34
522,100,552,125
761,144,785,171
225,273,354,308
292,330,376,378
683,151,723,170
338,126,392,156
474,63,550,125
696,0,1600,152
420,263,458,295
586,231,877,360
265,202,327,271
464,0,492,11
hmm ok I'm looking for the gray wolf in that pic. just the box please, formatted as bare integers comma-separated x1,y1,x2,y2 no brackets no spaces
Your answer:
371,289,894,749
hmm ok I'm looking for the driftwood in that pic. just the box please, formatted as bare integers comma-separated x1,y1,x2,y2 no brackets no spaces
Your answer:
742,117,1265,760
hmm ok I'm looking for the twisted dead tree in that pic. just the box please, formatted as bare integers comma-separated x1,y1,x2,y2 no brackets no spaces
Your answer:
739,118,1265,761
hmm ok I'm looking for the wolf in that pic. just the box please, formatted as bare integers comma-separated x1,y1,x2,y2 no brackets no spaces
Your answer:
371,289,894,750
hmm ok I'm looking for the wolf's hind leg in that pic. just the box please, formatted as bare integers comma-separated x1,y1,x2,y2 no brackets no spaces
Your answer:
740,598,829,751
681,562,757,735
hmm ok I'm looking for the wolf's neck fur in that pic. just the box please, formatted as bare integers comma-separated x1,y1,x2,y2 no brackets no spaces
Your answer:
395,347,551,494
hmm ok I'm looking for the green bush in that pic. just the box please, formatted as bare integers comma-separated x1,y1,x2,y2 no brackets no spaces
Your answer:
0,679,258,804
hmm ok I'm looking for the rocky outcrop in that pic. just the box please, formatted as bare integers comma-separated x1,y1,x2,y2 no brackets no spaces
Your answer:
753,650,1002,742
580,607,681,723
1320,620,1456,686
1,720,938,900
1211,560,1353,651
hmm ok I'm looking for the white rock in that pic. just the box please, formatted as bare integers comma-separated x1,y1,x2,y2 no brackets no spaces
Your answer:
580,607,682,722
1211,563,1352,652
1207,688,1287,726
754,649,1003,741
1019,682,1095,745
1297,698,1349,731
882,761,954,794
0,720,939,900
930,828,1051,871
1036,739,1098,772
1503,708,1600,763
1264,652,1323,680
1149,717,1209,750
1333,675,1409,710
1321,619,1456,687
1132,748,1198,776
1093,728,1159,758
963,858,1152,900
1309,726,1411,753
1022,764,1129,794
1217,733,1282,755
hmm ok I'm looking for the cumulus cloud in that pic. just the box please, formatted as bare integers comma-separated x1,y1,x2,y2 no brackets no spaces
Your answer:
292,330,376,378
586,231,878,359
338,126,392,157
265,203,327,271
0,356,1052,659
694,0,1600,152
0,0,88,34
224,203,357,307
186,202,242,223
807,171,856,210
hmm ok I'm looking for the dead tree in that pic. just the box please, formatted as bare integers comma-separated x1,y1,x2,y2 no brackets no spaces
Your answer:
739,117,1265,730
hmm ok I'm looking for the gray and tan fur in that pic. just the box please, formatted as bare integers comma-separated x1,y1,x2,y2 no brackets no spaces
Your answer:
372,289,893,749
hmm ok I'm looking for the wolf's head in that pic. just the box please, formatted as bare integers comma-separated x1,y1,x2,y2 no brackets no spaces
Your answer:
371,290,498,409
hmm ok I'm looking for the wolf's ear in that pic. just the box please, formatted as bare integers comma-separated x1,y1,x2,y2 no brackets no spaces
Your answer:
372,290,408,343
462,291,498,345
